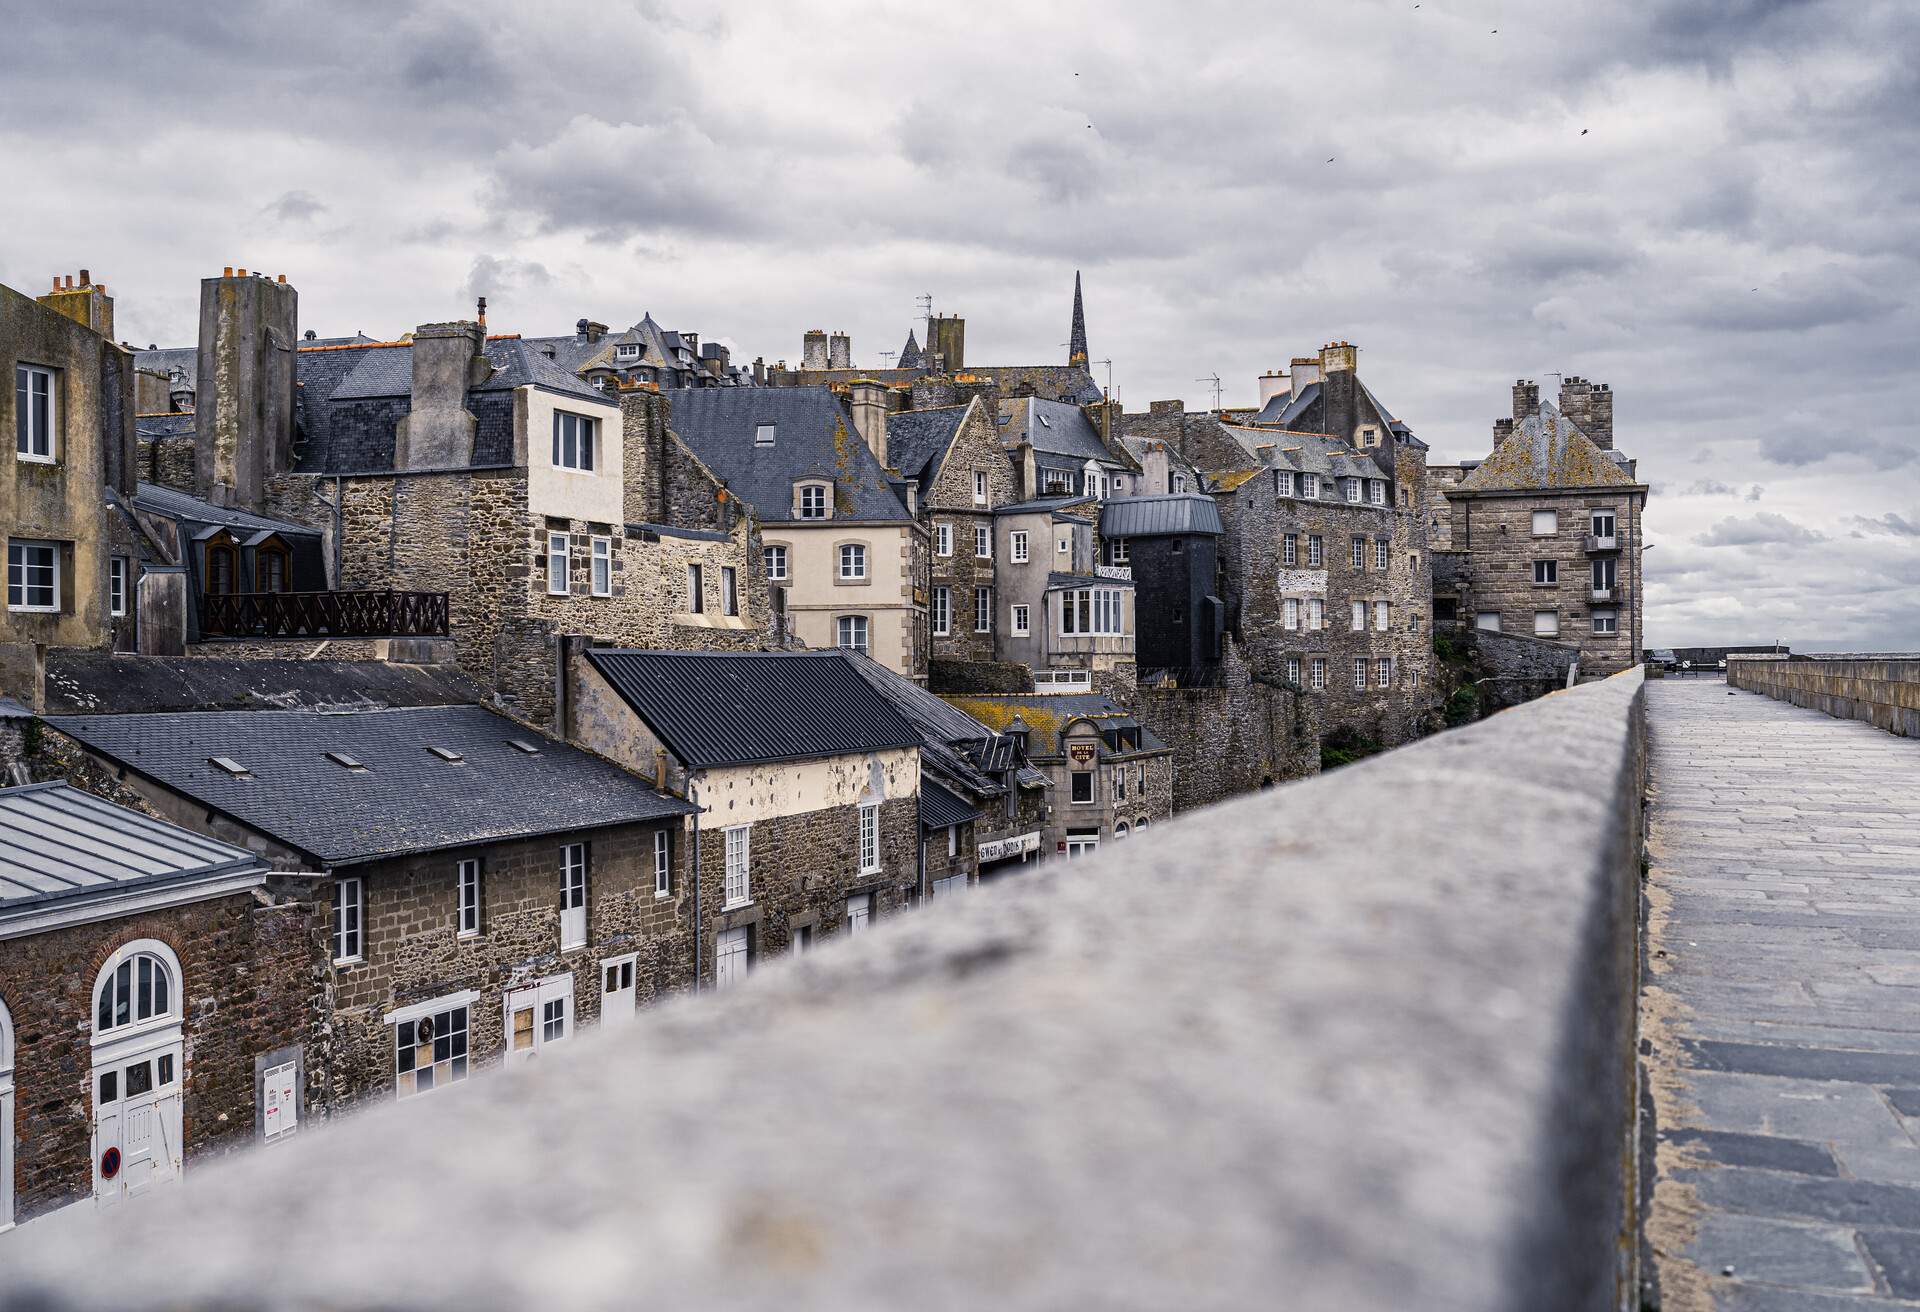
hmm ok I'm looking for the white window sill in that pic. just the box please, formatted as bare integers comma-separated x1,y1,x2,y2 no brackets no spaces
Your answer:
15,452,56,466
333,956,363,968
457,929,479,941
7,605,61,615
654,889,672,900
721,899,753,913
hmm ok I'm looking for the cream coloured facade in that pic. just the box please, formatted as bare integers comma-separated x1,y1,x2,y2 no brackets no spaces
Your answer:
761,521,922,677
524,384,623,524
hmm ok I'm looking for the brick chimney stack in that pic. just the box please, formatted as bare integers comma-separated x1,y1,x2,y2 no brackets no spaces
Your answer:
36,269,116,340
195,268,298,510
802,330,829,370
1558,376,1614,450
1511,379,1540,422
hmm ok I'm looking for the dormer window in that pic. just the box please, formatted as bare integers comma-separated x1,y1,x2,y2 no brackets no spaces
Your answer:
616,343,641,361
797,483,829,520
1345,479,1362,504
254,538,291,593
1302,474,1319,499
203,532,238,596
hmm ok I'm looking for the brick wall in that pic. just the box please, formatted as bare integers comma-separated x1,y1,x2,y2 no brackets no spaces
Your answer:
0,889,319,1222
323,819,689,1106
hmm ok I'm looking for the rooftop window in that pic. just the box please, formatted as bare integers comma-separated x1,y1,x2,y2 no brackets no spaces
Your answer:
326,752,368,771
755,423,776,447
509,739,542,755
209,756,251,778
428,746,464,763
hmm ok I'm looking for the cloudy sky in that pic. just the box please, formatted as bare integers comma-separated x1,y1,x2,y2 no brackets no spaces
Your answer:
4,0,1915,649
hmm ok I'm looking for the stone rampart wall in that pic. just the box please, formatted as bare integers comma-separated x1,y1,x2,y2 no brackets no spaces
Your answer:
1728,655,1920,738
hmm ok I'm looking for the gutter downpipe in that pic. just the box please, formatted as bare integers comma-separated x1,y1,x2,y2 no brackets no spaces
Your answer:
690,774,703,990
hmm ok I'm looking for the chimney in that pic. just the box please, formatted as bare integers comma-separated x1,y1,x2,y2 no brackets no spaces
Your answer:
36,269,116,339
828,331,852,370
1319,341,1358,443
1289,356,1321,391
1492,416,1515,451
1257,368,1288,406
928,315,966,373
394,321,489,471
194,268,298,509
847,379,901,464
1511,379,1540,422
802,330,829,370
1558,375,1613,450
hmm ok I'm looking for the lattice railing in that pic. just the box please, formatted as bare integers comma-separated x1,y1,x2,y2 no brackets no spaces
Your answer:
200,590,450,638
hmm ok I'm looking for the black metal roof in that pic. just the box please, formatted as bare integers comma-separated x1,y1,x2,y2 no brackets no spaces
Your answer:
920,779,982,831
0,782,267,914
584,649,922,769
44,706,693,867
1099,493,1225,538
132,482,321,538
41,652,489,716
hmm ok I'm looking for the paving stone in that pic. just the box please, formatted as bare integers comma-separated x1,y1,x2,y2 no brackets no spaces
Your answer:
1685,1040,1920,1086
1665,1128,1840,1176
1713,1287,1915,1311
1687,1213,1872,1291
1886,1090,1920,1117
1861,1229,1920,1299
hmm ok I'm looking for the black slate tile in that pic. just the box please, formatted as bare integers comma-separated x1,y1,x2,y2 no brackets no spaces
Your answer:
1691,1168,1920,1230
1666,1127,1840,1176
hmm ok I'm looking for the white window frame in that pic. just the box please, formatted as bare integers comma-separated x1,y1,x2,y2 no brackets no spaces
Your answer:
836,614,869,653
457,859,481,938
1310,658,1327,691
1109,538,1129,565
1477,612,1503,632
1070,769,1095,805
1011,603,1030,636
975,526,992,559
390,993,473,1099
1286,657,1301,686
1284,597,1299,630
14,364,55,462
1282,535,1297,567
936,523,952,557
858,803,881,874
6,540,60,613
551,412,596,472
559,843,588,951
1534,559,1558,585
686,563,703,612
332,877,363,965
1058,587,1125,637
1376,657,1393,688
1534,610,1560,637
763,543,788,581
1352,538,1367,570
545,532,570,596
931,586,951,636
1353,657,1368,690
653,830,672,898
1593,556,1617,591
1302,474,1318,499
799,484,828,520
1308,598,1324,631
109,556,128,617
1374,600,1389,632
1345,479,1362,504
721,565,738,616
1532,510,1558,537
1010,531,1029,563
723,825,751,908
1375,541,1388,571
839,542,867,580
1369,480,1386,506
974,586,992,634
1350,600,1366,631
973,470,989,505
1591,509,1617,539
589,536,613,597
754,422,776,447
1307,535,1323,567
1592,609,1619,635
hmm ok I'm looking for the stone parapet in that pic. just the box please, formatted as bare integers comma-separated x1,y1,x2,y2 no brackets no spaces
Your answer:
1728,655,1920,738
4,669,1650,1312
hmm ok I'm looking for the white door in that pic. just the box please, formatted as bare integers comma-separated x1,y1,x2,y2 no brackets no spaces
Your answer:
92,1038,183,1205
932,874,965,899
1065,832,1099,859
504,974,573,1065
715,926,749,989
844,893,873,934
600,956,637,1026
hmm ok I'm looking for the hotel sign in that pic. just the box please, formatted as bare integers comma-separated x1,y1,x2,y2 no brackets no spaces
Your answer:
979,831,1041,863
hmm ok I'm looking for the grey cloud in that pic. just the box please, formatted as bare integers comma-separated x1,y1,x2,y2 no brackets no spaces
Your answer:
1746,485,1765,502
1681,480,1739,497
260,191,326,223
1845,512,1920,537
1757,426,1916,471
1694,512,1828,549
459,255,553,309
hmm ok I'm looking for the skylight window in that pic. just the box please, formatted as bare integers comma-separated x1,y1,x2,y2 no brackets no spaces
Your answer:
755,423,776,447
326,752,367,771
510,739,543,755
427,746,465,763
209,756,251,778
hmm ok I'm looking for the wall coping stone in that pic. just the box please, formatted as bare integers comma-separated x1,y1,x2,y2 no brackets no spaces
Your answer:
4,668,1648,1312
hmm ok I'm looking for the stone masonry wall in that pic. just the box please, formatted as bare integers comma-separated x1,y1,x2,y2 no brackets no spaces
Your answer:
1133,638,1321,812
693,795,917,977
925,403,1020,665
0,889,320,1222
323,819,689,1107
1728,656,1920,739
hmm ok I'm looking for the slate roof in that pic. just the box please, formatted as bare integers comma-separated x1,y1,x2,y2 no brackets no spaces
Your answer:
885,405,969,488
842,650,1010,799
132,481,319,538
41,652,489,716
994,494,1095,517
133,346,197,390
920,779,982,830
330,338,606,404
0,782,267,914
584,649,922,769
45,706,693,867
1099,493,1223,538
939,694,1170,759
1252,380,1319,426
897,329,924,370
135,413,196,439
1454,402,1639,493
666,387,912,524
997,397,1123,465
1218,425,1379,482
1048,572,1134,591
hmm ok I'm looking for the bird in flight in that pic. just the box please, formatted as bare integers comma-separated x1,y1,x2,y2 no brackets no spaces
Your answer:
1327,157,1336,163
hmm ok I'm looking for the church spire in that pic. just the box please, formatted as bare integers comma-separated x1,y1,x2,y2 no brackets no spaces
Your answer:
898,328,923,370
1067,270,1089,368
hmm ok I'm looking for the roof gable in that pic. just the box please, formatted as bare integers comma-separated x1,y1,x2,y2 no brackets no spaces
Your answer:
1456,403,1637,492
667,387,910,523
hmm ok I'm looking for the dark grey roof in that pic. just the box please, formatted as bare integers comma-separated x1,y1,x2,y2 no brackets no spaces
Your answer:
584,649,922,769
994,494,1095,516
998,397,1121,464
885,406,968,486
920,779,982,830
666,387,911,524
478,338,608,401
1254,380,1320,426
136,413,196,439
897,329,924,370
1099,493,1224,538
132,481,320,538
1047,572,1134,591
45,706,694,866
42,652,489,716
0,782,266,913
329,345,413,400
938,693,1171,759
843,650,994,749
300,333,378,349
133,346,196,389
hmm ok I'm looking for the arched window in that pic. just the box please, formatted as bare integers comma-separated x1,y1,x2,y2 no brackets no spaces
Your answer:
1135,817,1150,832
254,538,291,593
204,536,237,595
93,942,182,1036
1114,822,1130,840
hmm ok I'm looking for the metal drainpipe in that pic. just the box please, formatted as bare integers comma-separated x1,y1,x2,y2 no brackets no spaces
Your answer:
331,474,343,587
689,775,703,990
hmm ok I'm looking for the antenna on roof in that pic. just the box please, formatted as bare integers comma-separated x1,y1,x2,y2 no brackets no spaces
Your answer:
1195,373,1223,412
1094,358,1113,398
915,292,933,332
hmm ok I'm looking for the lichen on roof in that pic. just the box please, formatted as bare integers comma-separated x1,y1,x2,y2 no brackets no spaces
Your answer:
1457,402,1636,492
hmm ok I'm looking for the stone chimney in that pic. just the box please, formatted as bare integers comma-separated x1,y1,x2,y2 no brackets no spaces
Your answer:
1511,379,1540,422
1257,368,1288,406
194,269,298,510
928,315,965,373
37,270,115,339
828,332,852,371
1492,417,1516,450
1318,341,1358,443
1290,356,1321,392
847,380,900,465
394,321,489,471
576,319,607,343
1557,376,1614,450
803,330,829,370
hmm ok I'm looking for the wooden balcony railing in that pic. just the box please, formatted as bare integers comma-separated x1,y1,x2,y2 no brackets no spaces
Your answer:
200,590,450,639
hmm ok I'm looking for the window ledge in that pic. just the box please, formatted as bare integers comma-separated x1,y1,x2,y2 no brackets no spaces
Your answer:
722,899,753,913
654,890,673,901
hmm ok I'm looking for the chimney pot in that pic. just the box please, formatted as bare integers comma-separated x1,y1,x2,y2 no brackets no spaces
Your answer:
224,266,234,278
79,269,90,286
277,273,286,284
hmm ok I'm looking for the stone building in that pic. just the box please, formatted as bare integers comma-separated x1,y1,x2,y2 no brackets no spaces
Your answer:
3,274,142,679
1097,493,1225,681
0,781,313,1226
1430,379,1647,676
991,495,1136,690
567,649,924,986
667,386,924,677
997,395,1139,502
39,703,696,1108
884,397,1022,667
524,313,758,392
939,692,1173,859
846,650,1053,891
